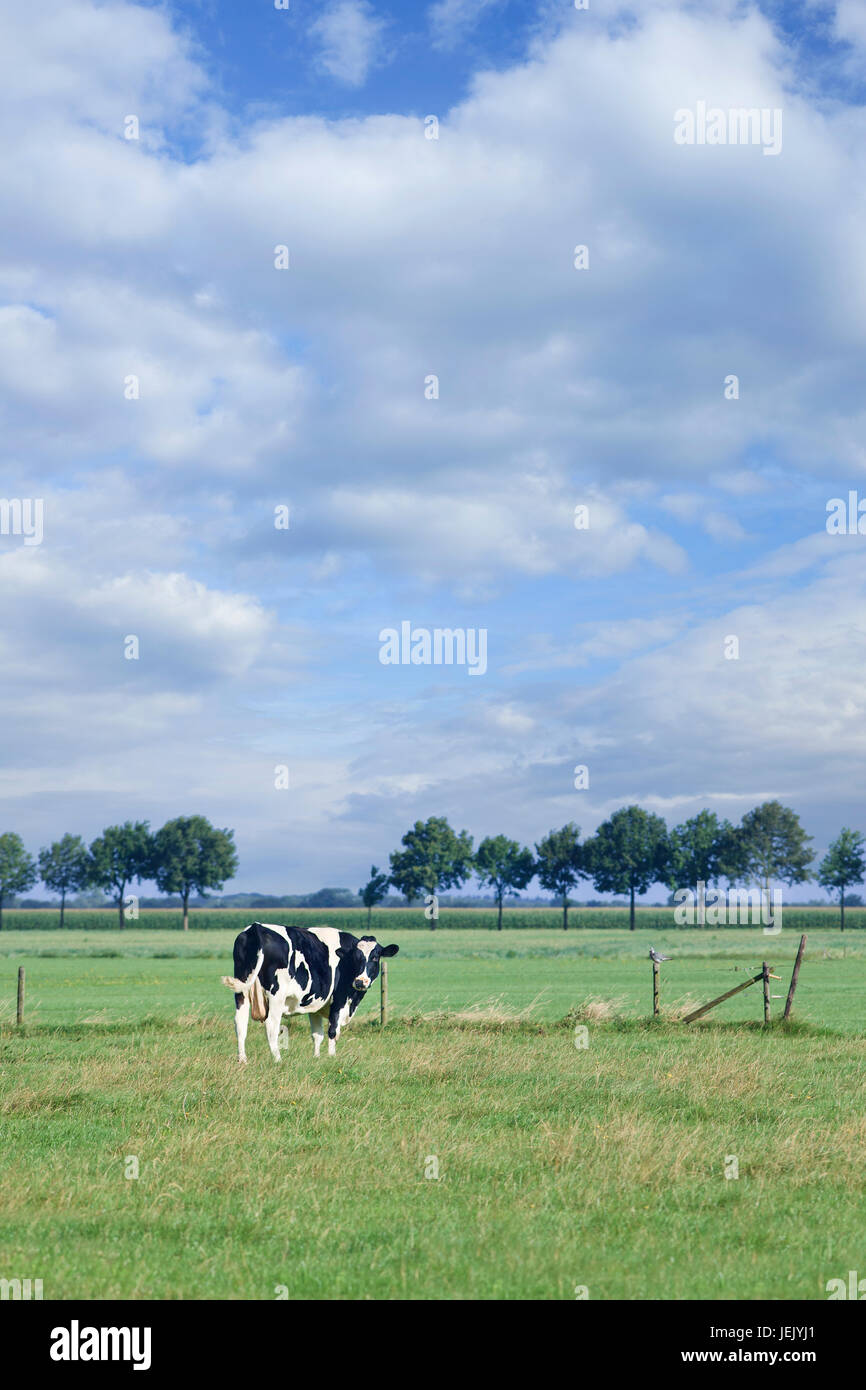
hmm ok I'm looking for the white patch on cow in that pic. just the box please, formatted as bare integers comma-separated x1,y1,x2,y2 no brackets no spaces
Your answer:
282,948,330,1015
273,965,296,1006
304,925,342,962
265,988,287,1061
258,922,290,943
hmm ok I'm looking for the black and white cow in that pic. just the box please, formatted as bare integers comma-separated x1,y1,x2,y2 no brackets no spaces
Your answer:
221,921,399,1062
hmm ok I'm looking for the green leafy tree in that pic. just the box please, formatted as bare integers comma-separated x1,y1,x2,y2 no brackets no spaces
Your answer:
151,815,238,931
666,811,732,890
38,833,90,929
534,823,585,931
716,819,749,885
359,866,390,928
584,805,669,931
735,801,814,921
475,835,535,929
389,817,474,930
88,820,153,931
666,810,736,924
0,832,37,931
817,828,866,932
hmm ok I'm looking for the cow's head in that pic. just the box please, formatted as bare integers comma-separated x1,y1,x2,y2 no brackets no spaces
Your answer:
350,937,399,991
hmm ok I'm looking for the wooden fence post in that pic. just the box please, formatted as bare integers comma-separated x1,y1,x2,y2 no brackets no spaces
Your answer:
783,934,807,1021
652,959,660,1017
16,967,24,1026
380,959,389,1027
684,966,782,1026
683,970,762,1024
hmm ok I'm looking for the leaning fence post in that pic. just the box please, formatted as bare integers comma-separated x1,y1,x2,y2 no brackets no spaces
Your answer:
762,962,770,1025
16,967,24,1026
683,970,762,1024
783,934,807,1021
380,958,389,1027
652,959,660,1017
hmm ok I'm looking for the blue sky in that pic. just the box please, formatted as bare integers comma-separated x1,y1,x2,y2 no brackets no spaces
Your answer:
2,0,866,899
168,0,540,125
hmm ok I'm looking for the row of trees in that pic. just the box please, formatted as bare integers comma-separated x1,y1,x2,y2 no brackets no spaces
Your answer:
363,804,863,931
3,801,863,932
0,817,237,930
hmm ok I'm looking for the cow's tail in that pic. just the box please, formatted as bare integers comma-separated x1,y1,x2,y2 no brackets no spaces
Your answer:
221,940,268,1021
221,971,268,1022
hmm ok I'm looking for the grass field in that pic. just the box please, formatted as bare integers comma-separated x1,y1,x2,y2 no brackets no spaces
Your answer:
1,925,864,1300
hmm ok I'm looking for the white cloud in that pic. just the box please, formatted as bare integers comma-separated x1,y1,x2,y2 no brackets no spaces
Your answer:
660,493,747,542
310,1,385,87
323,479,687,591
3,1,866,888
487,704,535,735
835,0,866,50
428,0,497,50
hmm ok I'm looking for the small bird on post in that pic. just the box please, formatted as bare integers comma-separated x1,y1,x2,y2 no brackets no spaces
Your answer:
649,947,670,963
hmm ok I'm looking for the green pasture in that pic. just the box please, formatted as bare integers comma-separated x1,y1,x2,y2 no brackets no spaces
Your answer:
0,926,863,1300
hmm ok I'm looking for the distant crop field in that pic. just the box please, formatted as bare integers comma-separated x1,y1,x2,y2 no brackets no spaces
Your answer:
3,904,862,932
1,925,864,1299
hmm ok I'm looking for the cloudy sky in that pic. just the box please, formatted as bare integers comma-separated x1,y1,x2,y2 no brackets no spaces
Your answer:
2,0,865,896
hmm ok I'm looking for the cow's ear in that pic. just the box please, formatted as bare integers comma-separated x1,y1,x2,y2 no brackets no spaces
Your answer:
380,943,399,957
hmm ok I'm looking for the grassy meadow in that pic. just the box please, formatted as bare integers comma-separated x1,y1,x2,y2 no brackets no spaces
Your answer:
0,919,864,1299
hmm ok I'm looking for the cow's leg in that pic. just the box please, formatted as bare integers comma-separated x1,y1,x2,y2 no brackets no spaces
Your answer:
327,1004,341,1057
234,993,250,1064
327,1001,351,1057
265,993,284,1062
309,1011,326,1059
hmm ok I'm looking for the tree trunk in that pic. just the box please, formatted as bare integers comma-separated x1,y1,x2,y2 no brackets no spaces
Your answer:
562,893,568,931
118,887,125,931
183,889,190,932
0,892,3,930
497,892,503,930
629,884,635,931
367,904,372,929
841,890,845,933
60,888,66,930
